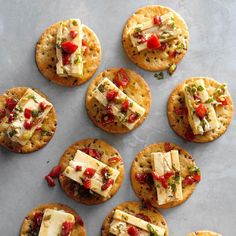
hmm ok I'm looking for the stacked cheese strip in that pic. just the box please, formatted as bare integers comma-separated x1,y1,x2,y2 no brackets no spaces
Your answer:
63,150,120,197
38,209,75,236
56,18,84,77
92,78,145,130
130,12,180,52
109,209,165,236
184,79,219,135
7,88,53,145
151,150,183,205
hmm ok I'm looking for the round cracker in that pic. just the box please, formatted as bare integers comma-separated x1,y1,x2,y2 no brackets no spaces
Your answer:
36,20,101,87
167,77,234,143
187,230,222,236
122,5,189,71
85,68,151,133
0,87,57,153
101,201,168,236
131,142,197,209
20,202,86,236
59,138,125,205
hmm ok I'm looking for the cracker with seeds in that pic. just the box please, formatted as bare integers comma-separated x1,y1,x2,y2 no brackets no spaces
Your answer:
187,231,222,236
36,19,101,87
167,77,234,142
131,142,200,209
122,5,189,72
59,138,124,205
101,201,168,236
86,68,151,133
0,87,57,153
20,203,86,236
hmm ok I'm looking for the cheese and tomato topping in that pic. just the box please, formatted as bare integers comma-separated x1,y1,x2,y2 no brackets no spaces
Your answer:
92,77,145,130
38,209,75,236
109,209,165,236
6,88,53,146
184,79,220,135
151,150,183,205
63,150,120,197
56,18,85,78
130,12,186,52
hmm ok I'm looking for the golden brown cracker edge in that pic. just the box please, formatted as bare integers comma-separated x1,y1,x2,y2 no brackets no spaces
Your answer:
59,138,125,205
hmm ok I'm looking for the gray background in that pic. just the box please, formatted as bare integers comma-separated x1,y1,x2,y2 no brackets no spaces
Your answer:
0,0,235,235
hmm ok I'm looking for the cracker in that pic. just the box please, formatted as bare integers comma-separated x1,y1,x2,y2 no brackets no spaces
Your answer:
20,202,86,236
101,201,168,236
167,77,234,142
85,68,151,133
36,20,101,87
188,231,222,236
59,138,125,205
130,142,196,209
0,87,57,153
122,5,189,71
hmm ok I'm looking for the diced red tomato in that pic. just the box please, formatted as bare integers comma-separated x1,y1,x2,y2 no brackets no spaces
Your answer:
121,100,129,112
108,156,121,164
106,90,118,101
8,112,15,123
113,68,129,88
195,103,207,118
164,171,174,180
48,165,61,178
24,120,32,130
5,98,17,111
193,172,201,183
174,107,188,116
61,41,78,54
31,212,43,232
151,171,167,189
182,175,195,186
75,165,82,171
69,30,77,39
101,167,109,179
83,178,91,189
0,109,6,119
80,147,101,160
75,215,84,226
218,98,228,106
45,175,55,187
101,179,114,190
147,34,161,50
153,16,162,25
168,51,178,58
62,53,70,65
164,142,172,152
61,221,74,236
128,113,139,123
193,94,201,101
82,38,87,46
84,168,96,178
39,102,47,111
185,129,195,141
102,114,115,124
128,226,139,236
136,213,151,222
24,108,32,119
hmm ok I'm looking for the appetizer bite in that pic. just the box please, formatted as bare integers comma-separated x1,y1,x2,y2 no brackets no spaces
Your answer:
20,203,86,236
0,87,57,153
122,5,189,73
131,142,201,209
86,68,151,133
167,77,234,142
101,201,168,236
187,231,222,236
59,138,124,205
36,18,101,87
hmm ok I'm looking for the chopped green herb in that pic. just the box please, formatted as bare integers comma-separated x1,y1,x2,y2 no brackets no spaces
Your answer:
154,71,164,80
177,42,184,50
98,84,105,93
55,43,61,49
31,110,38,117
121,214,128,221
134,27,141,32
147,224,161,236
197,85,204,91
167,64,177,76
205,98,214,104
8,129,17,137
189,166,201,176
72,20,78,26
41,128,52,136
14,107,23,112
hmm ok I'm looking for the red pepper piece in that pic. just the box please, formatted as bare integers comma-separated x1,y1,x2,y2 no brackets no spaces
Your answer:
5,98,17,111
218,98,228,106
69,30,77,39
101,167,109,179
193,94,201,101
39,102,47,111
128,226,139,236
75,215,84,226
62,53,71,65
45,175,55,187
24,108,32,119
84,167,96,178
24,120,32,130
147,34,161,50
195,103,207,118
113,68,129,88
164,170,174,180
153,16,162,25
102,114,115,124
136,213,151,222
193,172,201,183
80,147,102,160
121,100,129,112
101,179,114,190
83,178,91,189
0,109,6,119
106,90,118,101
108,156,121,164
159,42,167,51
106,104,113,115
168,51,178,58
61,221,74,236
48,165,61,178
8,112,15,123
182,175,195,186
128,113,139,123
61,41,78,54
75,165,82,171
151,171,167,189
164,142,172,152
82,38,87,46
32,212,43,232
174,106,188,116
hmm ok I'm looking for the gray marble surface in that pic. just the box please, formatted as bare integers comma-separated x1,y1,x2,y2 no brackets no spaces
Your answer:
0,0,235,235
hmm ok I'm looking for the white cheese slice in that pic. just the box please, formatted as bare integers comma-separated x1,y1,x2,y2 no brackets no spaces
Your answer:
56,18,83,78
7,88,53,146
63,150,120,197
92,77,145,130
110,210,165,236
38,209,75,236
